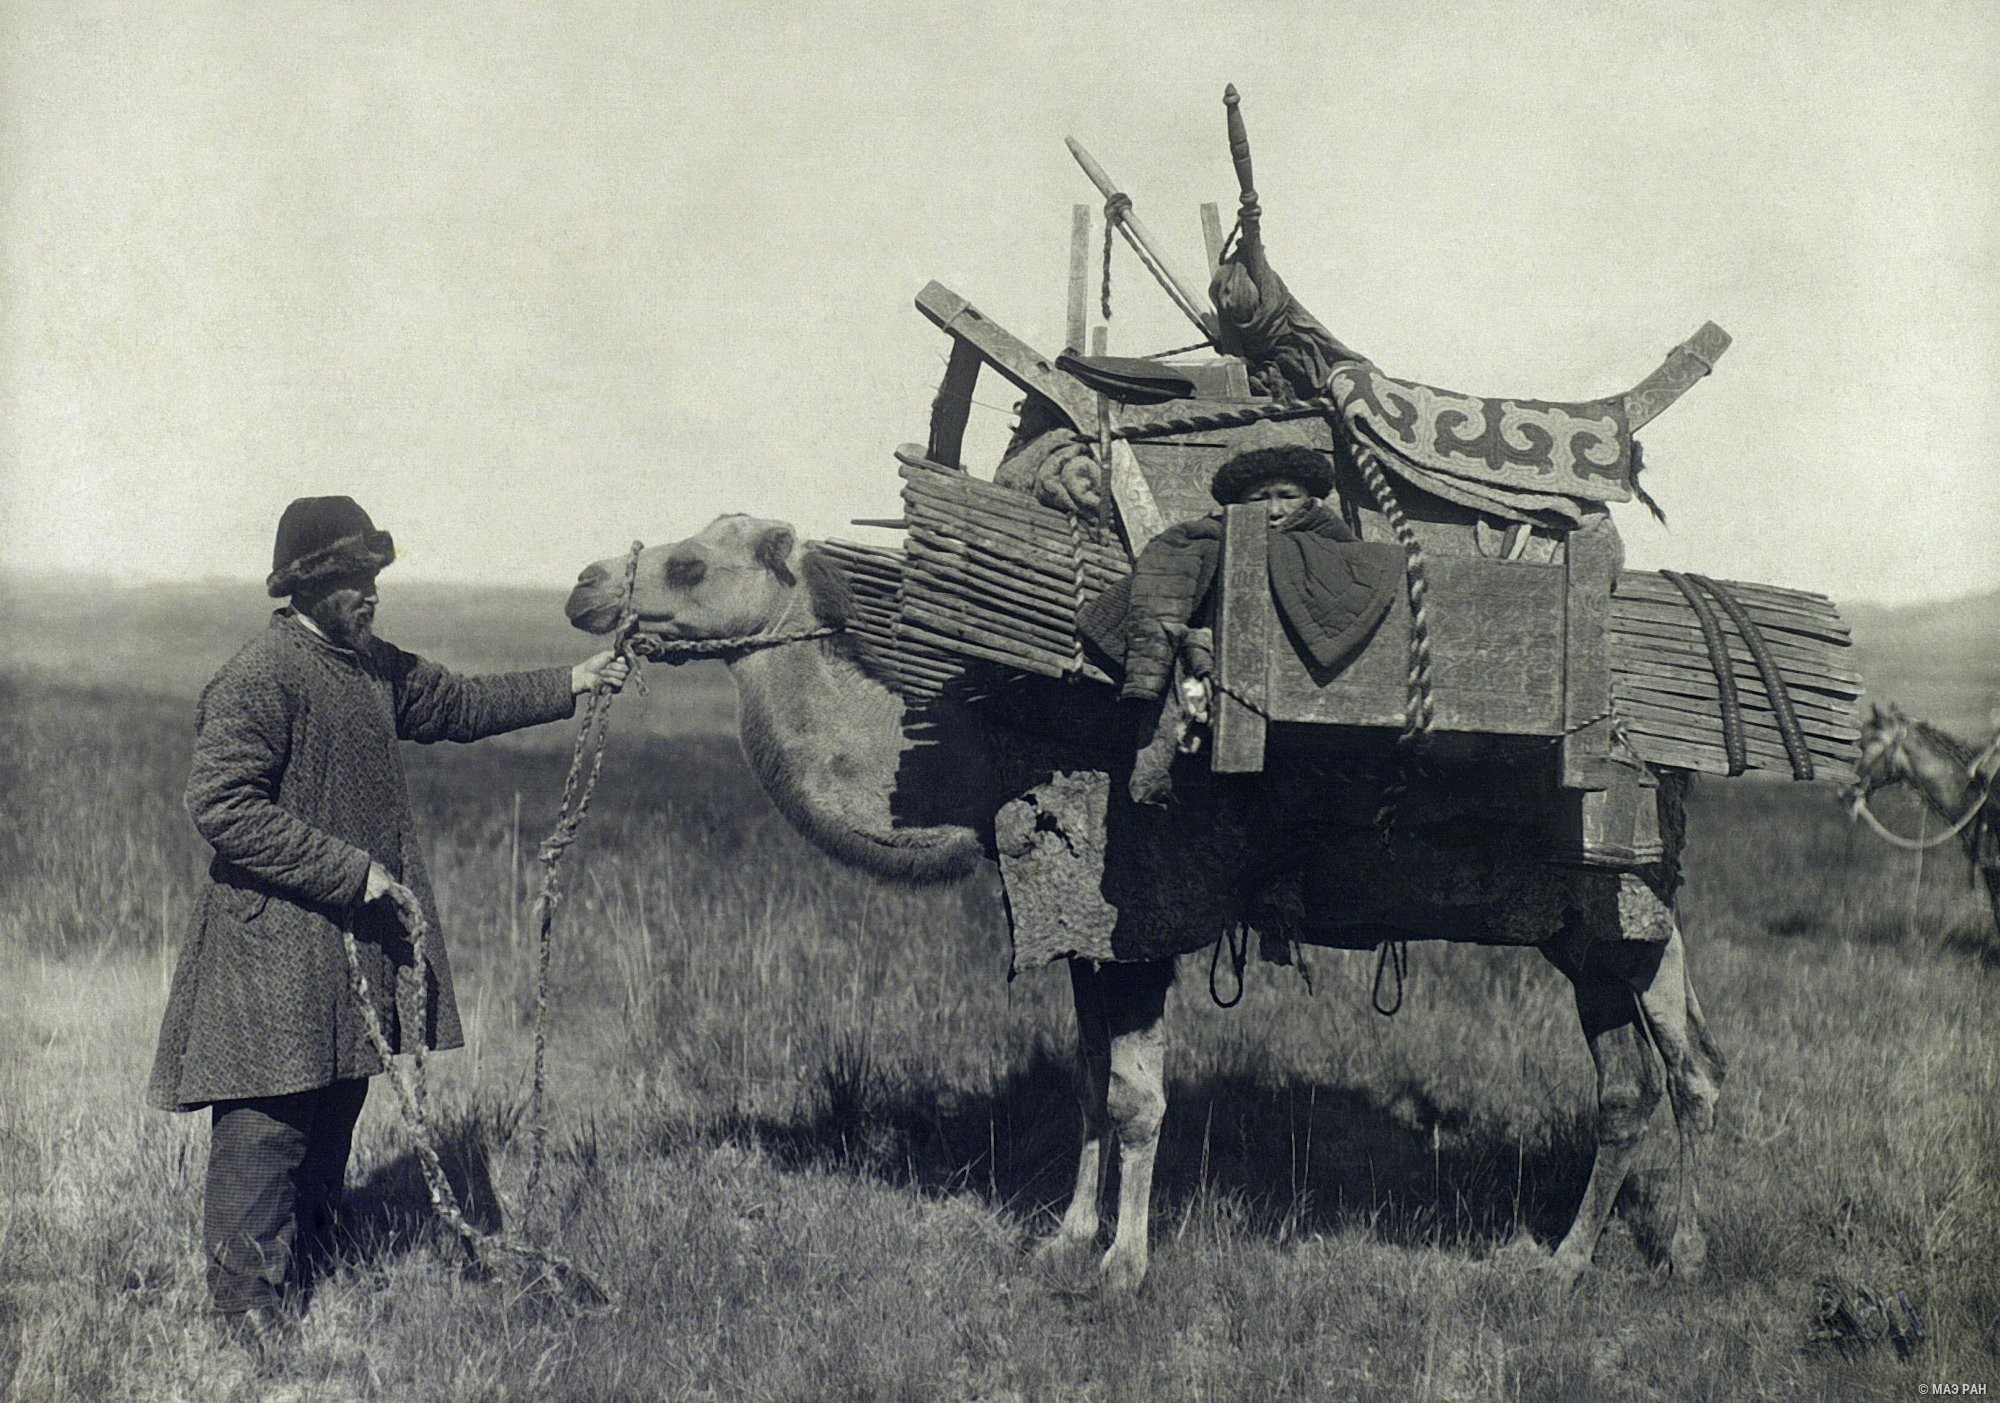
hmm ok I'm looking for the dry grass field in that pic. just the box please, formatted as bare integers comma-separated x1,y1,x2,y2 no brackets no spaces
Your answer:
1,576,1995,1401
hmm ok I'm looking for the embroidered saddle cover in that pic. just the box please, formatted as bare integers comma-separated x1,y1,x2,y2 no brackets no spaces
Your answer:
1324,322,1731,525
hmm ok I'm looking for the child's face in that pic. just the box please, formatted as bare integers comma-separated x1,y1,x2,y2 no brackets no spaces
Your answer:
1241,478,1313,524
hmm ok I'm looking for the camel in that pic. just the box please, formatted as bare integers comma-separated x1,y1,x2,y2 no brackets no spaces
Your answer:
567,513,1728,1294
1847,701,2000,935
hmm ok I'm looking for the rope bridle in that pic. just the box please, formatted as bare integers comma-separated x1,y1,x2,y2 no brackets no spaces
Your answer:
1849,733,2000,852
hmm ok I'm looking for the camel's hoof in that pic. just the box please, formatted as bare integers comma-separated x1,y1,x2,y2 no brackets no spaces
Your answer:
1616,1168,1705,1278
1032,1231,1096,1268
1536,1250,1590,1292
1667,1221,1708,1280
1097,1244,1148,1298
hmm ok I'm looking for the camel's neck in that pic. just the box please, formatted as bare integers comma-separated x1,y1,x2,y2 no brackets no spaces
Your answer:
727,633,991,884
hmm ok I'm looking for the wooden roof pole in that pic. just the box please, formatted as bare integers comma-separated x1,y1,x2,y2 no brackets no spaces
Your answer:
1065,204,1091,354
1064,136,1219,344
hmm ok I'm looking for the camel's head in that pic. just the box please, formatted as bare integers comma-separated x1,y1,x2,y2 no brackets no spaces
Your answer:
567,514,804,642
1845,700,1912,812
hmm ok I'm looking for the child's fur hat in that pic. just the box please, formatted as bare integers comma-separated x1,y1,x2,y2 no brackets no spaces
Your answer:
1209,445,1335,505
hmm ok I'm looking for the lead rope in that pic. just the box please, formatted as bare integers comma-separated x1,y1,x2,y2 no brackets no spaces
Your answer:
339,902,612,1305
336,545,844,1306
522,541,648,1212
332,543,655,1306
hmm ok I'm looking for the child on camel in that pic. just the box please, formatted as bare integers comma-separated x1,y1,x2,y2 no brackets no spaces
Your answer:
1079,443,1403,803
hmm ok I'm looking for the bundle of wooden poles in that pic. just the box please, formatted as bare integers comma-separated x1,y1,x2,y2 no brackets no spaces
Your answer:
1609,572,1861,776
805,537,967,699
894,460,1127,684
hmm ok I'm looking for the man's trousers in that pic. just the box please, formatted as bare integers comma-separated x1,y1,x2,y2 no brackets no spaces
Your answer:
204,1078,369,1314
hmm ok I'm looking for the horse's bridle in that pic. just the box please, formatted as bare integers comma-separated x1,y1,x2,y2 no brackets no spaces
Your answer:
1846,720,2000,851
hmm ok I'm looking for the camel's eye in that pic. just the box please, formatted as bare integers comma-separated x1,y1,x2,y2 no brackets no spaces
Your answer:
664,554,706,589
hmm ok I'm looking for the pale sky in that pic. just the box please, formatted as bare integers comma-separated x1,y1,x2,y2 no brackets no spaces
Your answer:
3,1,1995,605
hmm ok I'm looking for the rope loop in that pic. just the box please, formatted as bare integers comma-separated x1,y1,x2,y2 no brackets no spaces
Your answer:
1852,779,1995,851
1371,940,1409,1017
1208,923,1249,1008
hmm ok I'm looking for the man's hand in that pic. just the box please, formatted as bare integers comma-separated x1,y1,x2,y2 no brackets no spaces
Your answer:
363,860,422,929
571,650,632,696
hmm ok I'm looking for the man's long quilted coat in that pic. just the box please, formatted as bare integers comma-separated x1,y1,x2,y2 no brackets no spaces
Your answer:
148,612,575,1111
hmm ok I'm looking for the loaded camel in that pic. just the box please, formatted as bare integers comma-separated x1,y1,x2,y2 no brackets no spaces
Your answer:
566,511,1727,1295
1847,701,2000,936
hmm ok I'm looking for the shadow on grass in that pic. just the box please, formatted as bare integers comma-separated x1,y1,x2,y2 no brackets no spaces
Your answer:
312,1101,510,1305
1943,925,2000,968
692,1039,1596,1256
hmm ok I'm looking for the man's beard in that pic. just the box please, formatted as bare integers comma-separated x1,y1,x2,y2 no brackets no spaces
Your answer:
325,614,374,651
302,599,375,651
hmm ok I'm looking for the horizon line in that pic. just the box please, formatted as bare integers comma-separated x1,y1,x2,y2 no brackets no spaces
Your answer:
1,561,1995,616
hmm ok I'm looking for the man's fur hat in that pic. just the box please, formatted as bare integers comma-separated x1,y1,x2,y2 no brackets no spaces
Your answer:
266,496,396,597
1209,444,1335,505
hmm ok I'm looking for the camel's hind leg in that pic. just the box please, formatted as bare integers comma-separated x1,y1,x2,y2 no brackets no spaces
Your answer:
1543,913,1724,1283
1040,958,1172,1296
1628,922,1726,1276
1542,936,1664,1285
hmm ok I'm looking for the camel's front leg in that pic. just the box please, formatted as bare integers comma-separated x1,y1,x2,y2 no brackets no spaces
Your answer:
1096,959,1172,1296
1037,957,1114,1262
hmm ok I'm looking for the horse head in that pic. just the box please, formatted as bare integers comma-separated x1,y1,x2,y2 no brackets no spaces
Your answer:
1844,701,1915,814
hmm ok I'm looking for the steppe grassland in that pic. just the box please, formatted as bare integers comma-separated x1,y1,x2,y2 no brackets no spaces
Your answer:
0,583,1994,1401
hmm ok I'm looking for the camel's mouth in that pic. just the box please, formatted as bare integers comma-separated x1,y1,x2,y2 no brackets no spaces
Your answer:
565,563,639,635
566,583,688,639
564,589,623,635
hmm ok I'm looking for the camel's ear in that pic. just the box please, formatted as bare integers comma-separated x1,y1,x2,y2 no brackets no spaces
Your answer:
753,525,797,586
1865,700,1884,723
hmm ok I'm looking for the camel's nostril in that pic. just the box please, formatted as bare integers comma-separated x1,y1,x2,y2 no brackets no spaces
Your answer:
576,563,609,588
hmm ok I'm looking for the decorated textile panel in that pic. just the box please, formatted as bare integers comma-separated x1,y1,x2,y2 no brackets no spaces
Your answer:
1326,363,1632,503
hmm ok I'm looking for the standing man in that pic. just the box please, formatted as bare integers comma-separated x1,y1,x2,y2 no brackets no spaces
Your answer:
147,496,630,1348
